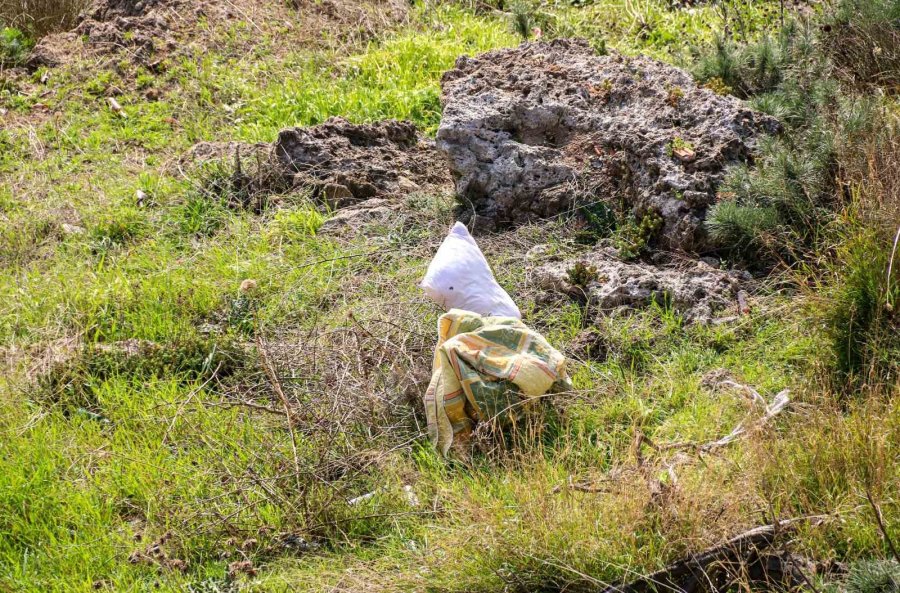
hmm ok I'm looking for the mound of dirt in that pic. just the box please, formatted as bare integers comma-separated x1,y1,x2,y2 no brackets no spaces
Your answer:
27,0,409,69
26,0,199,67
274,118,452,207
74,0,178,61
437,39,780,251
533,248,741,323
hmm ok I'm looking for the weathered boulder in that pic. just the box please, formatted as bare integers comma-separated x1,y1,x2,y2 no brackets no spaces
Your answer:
437,39,780,251
274,118,452,208
533,248,740,323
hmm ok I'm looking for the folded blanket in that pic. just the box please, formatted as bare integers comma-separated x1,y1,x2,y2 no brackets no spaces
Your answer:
424,309,571,456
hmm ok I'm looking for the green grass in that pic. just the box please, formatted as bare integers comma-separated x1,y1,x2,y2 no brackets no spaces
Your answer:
234,6,518,139
0,0,898,591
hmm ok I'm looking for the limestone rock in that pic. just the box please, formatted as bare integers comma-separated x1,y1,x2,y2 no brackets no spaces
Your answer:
437,39,780,251
533,248,741,323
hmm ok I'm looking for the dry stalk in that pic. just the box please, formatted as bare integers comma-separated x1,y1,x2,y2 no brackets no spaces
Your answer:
256,335,303,492
864,488,900,563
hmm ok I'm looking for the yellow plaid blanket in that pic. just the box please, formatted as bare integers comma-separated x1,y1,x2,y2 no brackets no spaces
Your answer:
424,309,571,456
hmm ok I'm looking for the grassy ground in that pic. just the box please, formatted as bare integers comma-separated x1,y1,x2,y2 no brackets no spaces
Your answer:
1,1,898,592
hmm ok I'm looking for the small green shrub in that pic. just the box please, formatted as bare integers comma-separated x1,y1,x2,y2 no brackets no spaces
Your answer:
84,70,116,97
845,560,900,593
135,72,155,90
705,200,780,254
0,26,32,65
574,201,618,245
566,261,599,289
272,206,325,242
613,212,662,260
702,77,733,95
511,1,537,40
509,0,557,41
693,24,810,99
823,222,900,390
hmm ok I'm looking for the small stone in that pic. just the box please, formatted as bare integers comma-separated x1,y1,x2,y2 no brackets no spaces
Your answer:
525,244,552,261
107,97,126,118
397,176,420,193
318,199,397,236
673,146,696,162
61,223,85,235
321,183,353,205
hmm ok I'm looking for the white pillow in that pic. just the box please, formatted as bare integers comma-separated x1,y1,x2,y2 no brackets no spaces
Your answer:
420,222,521,318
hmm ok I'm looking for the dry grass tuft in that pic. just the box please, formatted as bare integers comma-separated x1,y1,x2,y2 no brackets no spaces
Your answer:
288,0,410,44
825,21,900,91
0,0,88,37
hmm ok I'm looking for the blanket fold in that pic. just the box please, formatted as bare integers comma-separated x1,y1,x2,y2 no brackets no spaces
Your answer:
425,309,570,456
